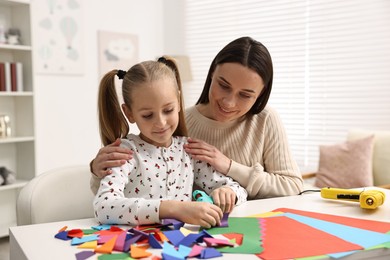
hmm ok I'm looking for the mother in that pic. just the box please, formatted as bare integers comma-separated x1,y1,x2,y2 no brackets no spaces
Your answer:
90,36,303,199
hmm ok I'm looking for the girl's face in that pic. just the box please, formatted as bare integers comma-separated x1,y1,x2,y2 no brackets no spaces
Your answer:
204,62,264,122
123,78,180,147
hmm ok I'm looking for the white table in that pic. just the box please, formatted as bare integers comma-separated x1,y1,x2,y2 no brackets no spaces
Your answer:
10,188,390,260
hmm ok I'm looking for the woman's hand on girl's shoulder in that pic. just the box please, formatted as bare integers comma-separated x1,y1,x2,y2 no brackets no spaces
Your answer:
91,138,133,178
184,138,231,175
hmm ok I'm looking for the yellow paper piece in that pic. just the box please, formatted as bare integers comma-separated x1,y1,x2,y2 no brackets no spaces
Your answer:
247,211,284,218
78,240,97,249
180,227,197,236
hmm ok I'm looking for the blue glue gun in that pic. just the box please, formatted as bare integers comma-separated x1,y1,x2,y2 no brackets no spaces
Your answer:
193,190,214,204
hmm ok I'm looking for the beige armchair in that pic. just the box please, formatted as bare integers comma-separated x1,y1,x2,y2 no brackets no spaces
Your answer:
16,165,95,226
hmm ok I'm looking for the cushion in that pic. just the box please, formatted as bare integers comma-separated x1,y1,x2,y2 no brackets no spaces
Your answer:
347,129,390,186
314,135,375,189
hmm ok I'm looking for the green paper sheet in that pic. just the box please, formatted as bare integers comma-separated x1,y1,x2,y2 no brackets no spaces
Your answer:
205,217,263,254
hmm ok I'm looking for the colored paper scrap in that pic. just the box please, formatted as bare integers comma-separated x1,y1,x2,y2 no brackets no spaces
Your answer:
257,215,362,260
67,229,84,238
221,233,243,245
220,213,229,227
58,226,67,232
71,234,99,245
76,250,95,260
188,244,204,258
200,247,223,259
113,231,127,252
162,241,185,259
123,234,142,251
98,253,132,260
161,218,185,230
130,244,152,258
54,231,71,241
92,225,111,231
77,240,98,249
98,235,116,244
179,227,197,236
163,230,185,247
206,217,263,254
177,232,206,247
274,208,390,233
149,233,163,249
129,228,149,240
178,244,192,257
95,235,117,254
203,237,234,247
285,212,390,249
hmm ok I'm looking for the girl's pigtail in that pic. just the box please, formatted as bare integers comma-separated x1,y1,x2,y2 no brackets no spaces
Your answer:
98,70,130,146
159,56,188,137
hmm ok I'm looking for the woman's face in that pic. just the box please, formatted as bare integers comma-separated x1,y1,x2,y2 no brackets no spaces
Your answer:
206,62,264,122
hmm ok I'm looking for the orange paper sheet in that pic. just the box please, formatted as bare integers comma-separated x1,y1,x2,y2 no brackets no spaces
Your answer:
257,216,362,259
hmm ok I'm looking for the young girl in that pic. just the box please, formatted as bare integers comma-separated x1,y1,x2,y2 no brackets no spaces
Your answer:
93,56,247,228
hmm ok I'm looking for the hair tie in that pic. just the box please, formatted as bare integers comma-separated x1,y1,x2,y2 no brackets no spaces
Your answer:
117,70,126,79
157,57,167,64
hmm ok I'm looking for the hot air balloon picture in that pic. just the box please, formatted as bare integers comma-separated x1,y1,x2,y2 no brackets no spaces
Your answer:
35,0,83,74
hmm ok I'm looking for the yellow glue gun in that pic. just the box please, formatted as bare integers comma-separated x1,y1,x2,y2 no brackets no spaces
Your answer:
320,187,385,209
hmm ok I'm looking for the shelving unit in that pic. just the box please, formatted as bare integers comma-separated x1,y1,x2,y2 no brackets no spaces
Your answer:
0,0,34,238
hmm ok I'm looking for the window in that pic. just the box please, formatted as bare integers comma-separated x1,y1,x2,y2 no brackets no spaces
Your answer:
184,0,390,172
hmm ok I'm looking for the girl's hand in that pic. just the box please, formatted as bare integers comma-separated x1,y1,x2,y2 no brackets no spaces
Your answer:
160,201,223,228
91,138,133,178
210,186,236,213
184,138,231,175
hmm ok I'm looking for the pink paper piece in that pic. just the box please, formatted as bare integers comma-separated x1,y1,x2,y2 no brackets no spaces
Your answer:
98,234,116,244
113,231,127,252
188,244,204,258
203,237,234,247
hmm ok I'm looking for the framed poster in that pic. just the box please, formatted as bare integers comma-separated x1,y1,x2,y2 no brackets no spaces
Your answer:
98,30,139,78
34,0,84,75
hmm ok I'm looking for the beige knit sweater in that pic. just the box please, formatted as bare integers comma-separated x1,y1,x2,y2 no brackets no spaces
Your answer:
185,105,303,199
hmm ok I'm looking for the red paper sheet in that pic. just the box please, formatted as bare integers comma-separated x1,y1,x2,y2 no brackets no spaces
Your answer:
274,208,390,233
257,216,362,259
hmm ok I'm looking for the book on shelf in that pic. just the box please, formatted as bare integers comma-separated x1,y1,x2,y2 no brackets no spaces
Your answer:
0,61,23,92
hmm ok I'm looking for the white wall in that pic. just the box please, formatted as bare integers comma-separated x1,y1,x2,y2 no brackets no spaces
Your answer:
31,0,173,174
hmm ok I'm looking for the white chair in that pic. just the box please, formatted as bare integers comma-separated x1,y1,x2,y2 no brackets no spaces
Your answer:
16,165,95,226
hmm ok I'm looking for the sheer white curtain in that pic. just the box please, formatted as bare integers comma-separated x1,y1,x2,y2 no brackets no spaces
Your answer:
183,0,390,172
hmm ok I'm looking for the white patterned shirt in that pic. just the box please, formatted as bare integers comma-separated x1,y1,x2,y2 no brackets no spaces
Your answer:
93,134,247,225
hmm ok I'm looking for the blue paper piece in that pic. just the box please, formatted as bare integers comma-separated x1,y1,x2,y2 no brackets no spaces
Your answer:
178,244,192,257
71,234,99,245
162,241,185,259
123,234,142,251
163,230,185,247
162,218,185,230
54,231,71,241
161,253,184,260
129,228,148,240
200,247,222,259
149,234,163,249
177,233,205,247
75,250,95,260
92,225,111,231
285,213,390,249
